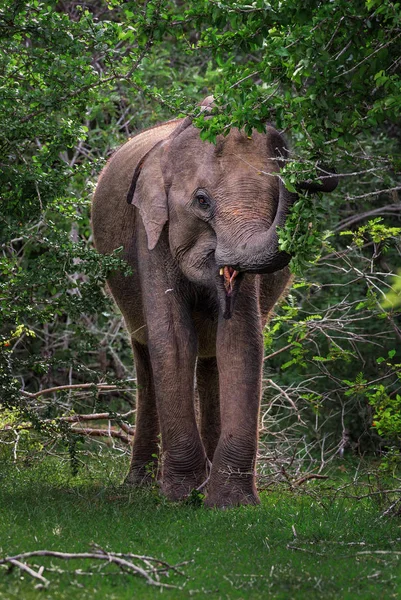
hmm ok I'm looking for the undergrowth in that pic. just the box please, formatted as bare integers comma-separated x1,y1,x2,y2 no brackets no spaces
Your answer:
1,450,400,599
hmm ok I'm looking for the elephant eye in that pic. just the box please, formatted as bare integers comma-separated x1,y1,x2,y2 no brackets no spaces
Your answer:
195,191,211,210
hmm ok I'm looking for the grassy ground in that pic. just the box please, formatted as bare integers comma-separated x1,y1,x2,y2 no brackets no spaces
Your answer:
1,451,400,599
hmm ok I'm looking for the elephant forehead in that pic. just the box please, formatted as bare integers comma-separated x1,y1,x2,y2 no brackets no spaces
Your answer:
168,129,278,189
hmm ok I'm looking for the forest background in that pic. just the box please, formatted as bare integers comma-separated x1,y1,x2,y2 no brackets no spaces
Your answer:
1,0,401,483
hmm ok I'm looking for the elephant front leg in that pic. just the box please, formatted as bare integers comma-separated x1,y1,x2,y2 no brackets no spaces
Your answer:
206,298,263,508
137,229,207,500
142,303,207,500
157,354,208,500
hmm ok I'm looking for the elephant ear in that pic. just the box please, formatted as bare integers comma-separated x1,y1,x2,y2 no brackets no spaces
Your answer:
126,140,168,251
126,117,194,250
266,126,290,166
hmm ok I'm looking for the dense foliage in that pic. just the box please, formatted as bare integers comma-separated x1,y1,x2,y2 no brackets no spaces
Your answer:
1,0,400,472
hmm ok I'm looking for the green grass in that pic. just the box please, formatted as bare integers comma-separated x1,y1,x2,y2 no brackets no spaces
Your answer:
1,452,400,599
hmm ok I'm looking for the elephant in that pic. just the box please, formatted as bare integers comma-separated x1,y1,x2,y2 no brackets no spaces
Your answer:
91,97,338,508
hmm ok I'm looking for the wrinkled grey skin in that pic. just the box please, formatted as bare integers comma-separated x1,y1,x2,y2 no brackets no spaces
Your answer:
92,100,338,508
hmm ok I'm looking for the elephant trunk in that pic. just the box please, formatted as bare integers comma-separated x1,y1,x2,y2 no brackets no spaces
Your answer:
215,170,338,275
215,178,297,274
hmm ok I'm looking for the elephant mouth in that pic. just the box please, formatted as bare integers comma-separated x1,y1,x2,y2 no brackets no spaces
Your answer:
218,266,243,319
220,266,239,296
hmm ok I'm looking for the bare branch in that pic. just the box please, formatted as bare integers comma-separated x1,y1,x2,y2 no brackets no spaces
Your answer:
20,382,135,399
1,422,134,445
345,188,401,202
8,559,49,587
0,548,187,589
264,378,306,424
47,410,135,424
335,202,401,231
263,342,296,362
293,474,329,486
69,427,131,444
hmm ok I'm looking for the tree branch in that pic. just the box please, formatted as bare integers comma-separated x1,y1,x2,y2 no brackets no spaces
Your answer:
335,202,401,231
0,548,187,589
20,382,134,399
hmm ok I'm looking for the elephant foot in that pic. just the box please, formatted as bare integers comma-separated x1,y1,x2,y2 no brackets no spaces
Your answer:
123,470,153,487
160,469,208,501
123,459,159,487
158,442,208,501
204,464,260,508
205,473,260,508
205,487,260,509
204,436,259,508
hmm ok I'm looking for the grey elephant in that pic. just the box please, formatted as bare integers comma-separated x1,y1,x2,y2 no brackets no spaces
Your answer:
92,97,338,508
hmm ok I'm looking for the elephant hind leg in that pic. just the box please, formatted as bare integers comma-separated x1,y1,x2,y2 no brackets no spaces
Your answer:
196,356,220,462
124,340,160,486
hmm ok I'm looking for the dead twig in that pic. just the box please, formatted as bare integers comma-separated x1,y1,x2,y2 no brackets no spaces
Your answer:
264,378,306,424
2,410,136,445
0,548,187,589
293,474,329,486
335,201,401,230
7,559,49,587
46,410,134,424
355,550,401,557
287,545,325,556
381,498,401,518
2,424,131,445
263,341,296,362
20,382,134,399
69,427,131,444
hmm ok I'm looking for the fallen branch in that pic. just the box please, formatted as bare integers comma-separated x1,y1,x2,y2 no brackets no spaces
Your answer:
293,474,329,486
381,498,401,518
50,410,135,424
287,544,325,556
2,411,135,445
20,382,135,399
70,426,131,444
2,411,134,427
342,489,401,501
0,547,188,589
7,558,49,586
355,550,401,557
1,424,132,445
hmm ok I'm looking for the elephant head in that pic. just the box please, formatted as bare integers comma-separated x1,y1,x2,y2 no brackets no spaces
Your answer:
127,103,338,318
